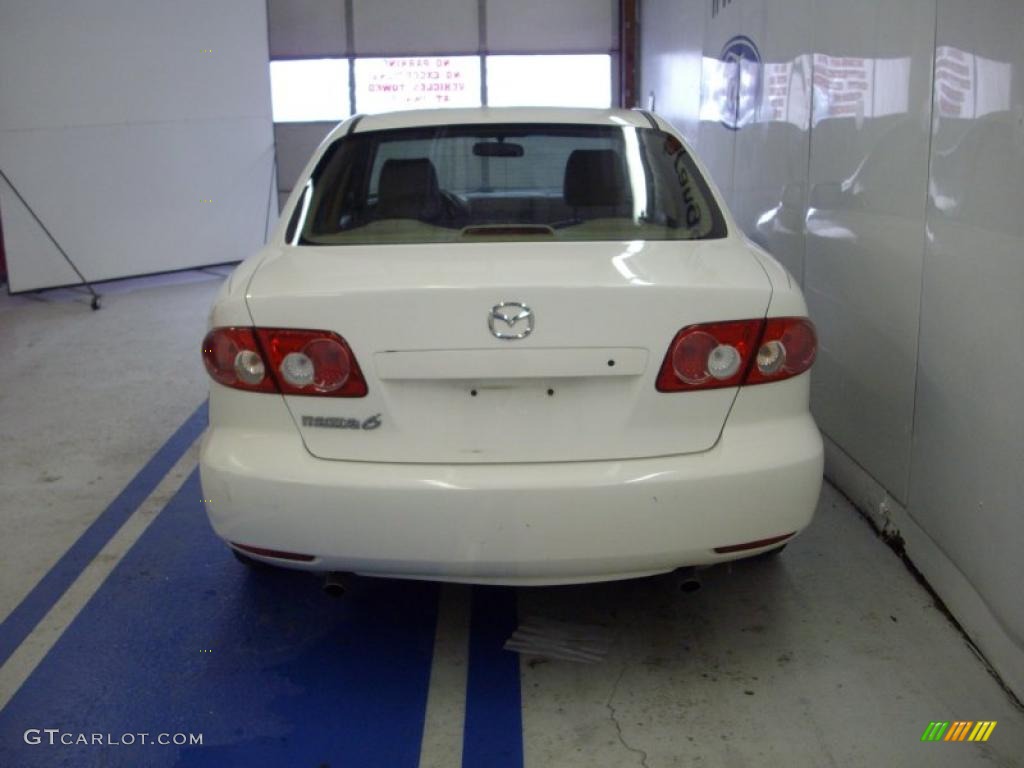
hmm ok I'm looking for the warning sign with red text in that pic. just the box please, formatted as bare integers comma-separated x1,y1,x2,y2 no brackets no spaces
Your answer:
355,56,481,113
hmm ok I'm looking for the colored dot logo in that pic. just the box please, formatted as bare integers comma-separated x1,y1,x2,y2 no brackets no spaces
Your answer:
718,35,762,131
921,721,997,742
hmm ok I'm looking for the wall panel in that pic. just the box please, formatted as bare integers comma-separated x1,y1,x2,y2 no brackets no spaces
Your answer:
0,120,274,291
274,122,335,193
0,0,275,292
908,0,1024,694
694,1,738,205
268,0,347,58
353,0,479,56
640,0,1024,696
803,0,935,503
487,0,617,54
638,0,706,143
0,2,270,132
725,0,812,283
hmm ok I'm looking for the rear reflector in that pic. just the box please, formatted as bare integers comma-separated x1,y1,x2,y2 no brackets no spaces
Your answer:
713,532,795,554
231,543,316,562
202,327,368,397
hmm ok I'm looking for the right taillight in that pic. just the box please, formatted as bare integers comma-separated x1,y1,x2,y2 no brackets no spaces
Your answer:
202,327,367,397
656,319,764,392
656,316,816,391
745,317,817,385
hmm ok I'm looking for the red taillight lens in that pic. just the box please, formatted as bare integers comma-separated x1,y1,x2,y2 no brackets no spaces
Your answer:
656,319,763,391
656,316,816,391
202,328,276,393
746,317,817,385
202,327,367,397
255,328,367,397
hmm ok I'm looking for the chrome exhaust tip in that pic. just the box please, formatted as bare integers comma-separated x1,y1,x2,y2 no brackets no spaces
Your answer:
322,572,348,597
674,567,702,593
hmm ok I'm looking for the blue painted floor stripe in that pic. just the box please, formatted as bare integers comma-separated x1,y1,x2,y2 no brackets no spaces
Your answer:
462,586,524,768
0,469,440,767
0,401,208,667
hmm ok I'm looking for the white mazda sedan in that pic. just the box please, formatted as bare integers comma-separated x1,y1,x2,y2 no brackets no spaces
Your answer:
199,107,823,586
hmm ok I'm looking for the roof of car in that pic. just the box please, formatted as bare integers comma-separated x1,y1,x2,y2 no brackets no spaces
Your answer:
343,107,661,135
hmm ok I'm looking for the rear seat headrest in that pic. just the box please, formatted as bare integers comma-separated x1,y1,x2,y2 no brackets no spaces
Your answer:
563,149,630,208
376,158,442,221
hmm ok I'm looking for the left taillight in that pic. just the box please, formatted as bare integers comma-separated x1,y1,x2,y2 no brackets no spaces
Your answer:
201,327,368,397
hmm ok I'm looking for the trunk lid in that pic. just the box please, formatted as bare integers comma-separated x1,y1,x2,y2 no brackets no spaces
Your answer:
245,239,771,463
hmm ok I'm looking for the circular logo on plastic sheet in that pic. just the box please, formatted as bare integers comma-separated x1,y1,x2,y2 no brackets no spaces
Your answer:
719,35,762,131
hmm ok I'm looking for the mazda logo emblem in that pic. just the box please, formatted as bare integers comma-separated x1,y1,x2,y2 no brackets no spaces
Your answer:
488,302,534,340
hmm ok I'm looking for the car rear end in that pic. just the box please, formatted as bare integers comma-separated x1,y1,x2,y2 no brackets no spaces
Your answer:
198,108,823,585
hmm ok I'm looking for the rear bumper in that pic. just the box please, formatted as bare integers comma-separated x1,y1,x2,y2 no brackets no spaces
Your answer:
199,388,824,585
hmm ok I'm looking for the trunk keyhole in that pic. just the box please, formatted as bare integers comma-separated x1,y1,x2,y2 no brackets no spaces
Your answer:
607,359,616,367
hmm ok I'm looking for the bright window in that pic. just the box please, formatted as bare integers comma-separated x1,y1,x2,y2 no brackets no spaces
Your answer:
270,59,351,122
486,55,612,108
354,57,482,114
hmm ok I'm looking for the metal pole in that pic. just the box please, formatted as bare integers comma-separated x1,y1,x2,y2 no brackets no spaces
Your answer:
0,167,101,309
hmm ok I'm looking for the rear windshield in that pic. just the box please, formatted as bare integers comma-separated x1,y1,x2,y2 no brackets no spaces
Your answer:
288,123,727,245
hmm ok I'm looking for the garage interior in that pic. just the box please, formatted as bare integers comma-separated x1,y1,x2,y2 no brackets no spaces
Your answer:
1,0,1022,766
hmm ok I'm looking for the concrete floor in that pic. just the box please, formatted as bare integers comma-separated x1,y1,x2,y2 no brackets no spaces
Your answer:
0,271,1022,767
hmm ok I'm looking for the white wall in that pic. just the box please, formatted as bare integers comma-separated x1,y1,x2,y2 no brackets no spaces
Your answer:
269,0,348,58
0,0,275,293
353,0,480,55
908,0,1024,697
641,0,1024,698
803,0,935,503
638,0,705,142
487,0,618,54
274,122,336,214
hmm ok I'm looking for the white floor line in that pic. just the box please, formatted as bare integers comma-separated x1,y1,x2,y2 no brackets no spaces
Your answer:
0,438,201,710
417,583,472,768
